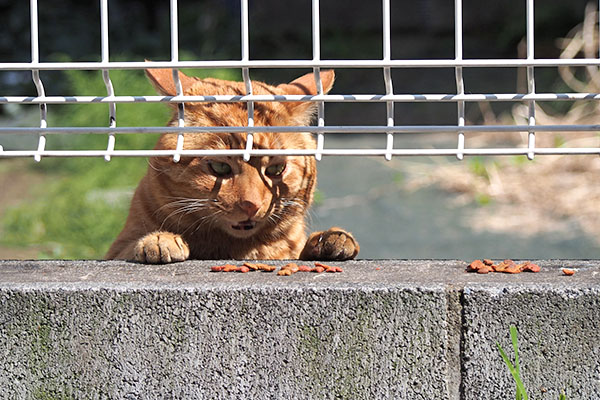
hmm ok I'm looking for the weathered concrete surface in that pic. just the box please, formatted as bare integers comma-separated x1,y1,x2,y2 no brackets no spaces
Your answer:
462,283,600,400
0,259,598,399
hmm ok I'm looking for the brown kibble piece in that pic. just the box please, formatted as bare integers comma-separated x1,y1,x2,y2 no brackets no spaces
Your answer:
298,265,312,272
562,268,575,276
277,263,300,276
467,260,485,272
504,264,521,274
467,258,542,274
476,264,494,274
277,269,293,276
243,262,259,271
520,262,541,273
282,263,300,273
243,262,276,272
312,266,325,273
315,262,342,273
212,263,279,273
494,259,520,274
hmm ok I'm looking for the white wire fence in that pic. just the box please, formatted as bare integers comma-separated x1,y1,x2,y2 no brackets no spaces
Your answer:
1,0,600,161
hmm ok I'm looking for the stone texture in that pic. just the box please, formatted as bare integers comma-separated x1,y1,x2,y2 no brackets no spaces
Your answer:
0,259,598,399
0,260,458,400
462,284,600,399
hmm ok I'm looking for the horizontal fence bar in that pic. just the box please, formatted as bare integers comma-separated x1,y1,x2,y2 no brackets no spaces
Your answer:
1,58,600,71
3,93,600,104
3,4,597,164
1,125,599,135
1,148,598,158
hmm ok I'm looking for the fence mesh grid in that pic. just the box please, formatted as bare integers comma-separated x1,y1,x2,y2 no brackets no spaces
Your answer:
1,0,600,161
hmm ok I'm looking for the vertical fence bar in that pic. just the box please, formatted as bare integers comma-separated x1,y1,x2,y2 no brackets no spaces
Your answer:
100,0,116,162
383,0,394,161
312,0,325,161
526,0,536,160
170,0,185,163
30,0,47,162
455,0,465,161
241,0,254,162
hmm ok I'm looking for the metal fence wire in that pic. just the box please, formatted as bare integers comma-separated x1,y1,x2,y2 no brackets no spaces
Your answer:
1,0,600,161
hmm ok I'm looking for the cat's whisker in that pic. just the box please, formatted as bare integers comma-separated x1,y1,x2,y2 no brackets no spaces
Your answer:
270,213,282,222
194,209,222,234
158,200,215,231
177,208,222,236
155,198,210,218
272,198,306,218
147,159,168,175
183,217,204,236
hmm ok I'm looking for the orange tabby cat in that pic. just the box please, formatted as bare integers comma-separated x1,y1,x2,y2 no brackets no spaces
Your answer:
105,68,359,263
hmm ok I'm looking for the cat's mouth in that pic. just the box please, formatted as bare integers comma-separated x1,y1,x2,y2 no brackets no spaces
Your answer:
231,220,257,231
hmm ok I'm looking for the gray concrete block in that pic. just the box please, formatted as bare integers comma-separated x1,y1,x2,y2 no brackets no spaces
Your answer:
0,259,598,399
0,260,459,400
462,282,600,399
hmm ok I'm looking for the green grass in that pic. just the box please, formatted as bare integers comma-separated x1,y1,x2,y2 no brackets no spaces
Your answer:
497,325,568,400
0,67,238,259
497,325,529,400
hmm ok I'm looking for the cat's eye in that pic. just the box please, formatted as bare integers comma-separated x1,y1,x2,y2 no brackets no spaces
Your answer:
265,163,286,177
209,162,232,177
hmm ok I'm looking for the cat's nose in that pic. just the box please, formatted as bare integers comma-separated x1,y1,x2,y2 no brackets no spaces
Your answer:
239,200,259,218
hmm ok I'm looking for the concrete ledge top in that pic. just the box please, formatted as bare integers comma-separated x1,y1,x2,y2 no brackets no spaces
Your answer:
2,259,599,399
0,259,598,290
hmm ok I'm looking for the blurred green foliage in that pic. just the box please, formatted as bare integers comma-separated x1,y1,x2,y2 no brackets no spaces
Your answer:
0,67,237,259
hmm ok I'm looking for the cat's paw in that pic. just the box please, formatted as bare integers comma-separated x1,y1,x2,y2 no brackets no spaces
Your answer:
300,227,359,261
134,231,190,263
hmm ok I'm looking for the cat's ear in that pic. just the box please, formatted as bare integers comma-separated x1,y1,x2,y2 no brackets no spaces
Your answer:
145,68,199,96
278,70,335,96
277,70,335,120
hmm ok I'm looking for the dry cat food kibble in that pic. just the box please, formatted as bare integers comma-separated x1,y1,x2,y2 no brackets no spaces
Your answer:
277,262,342,275
298,265,313,272
277,263,301,276
210,262,343,275
519,262,541,273
467,259,541,274
562,268,576,276
467,259,493,274
210,264,250,273
493,259,521,274
243,262,277,272
315,262,343,273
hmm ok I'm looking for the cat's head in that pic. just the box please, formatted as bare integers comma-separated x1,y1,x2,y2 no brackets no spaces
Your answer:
144,68,335,239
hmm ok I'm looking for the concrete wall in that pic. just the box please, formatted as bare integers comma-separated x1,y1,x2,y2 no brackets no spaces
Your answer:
0,259,598,399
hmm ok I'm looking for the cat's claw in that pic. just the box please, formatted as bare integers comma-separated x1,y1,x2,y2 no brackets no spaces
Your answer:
134,231,190,264
300,227,359,261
